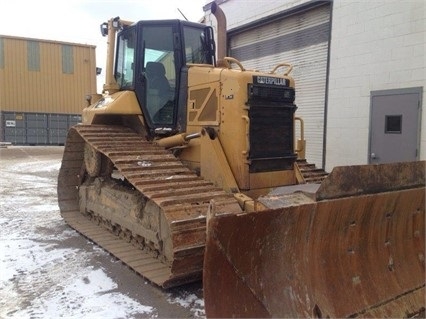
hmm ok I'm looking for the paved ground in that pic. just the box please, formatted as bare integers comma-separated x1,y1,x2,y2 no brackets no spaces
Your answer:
0,146,204,318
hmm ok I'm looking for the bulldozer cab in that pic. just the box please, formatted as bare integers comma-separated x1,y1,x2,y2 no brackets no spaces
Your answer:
114,20,215,133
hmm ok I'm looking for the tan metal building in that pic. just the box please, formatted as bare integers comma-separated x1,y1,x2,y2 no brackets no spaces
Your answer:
0,35,96,144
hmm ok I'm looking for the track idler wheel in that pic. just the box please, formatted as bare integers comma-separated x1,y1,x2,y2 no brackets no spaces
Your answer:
84,143,113,177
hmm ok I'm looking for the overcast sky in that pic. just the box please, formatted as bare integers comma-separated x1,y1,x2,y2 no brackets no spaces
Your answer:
1,0,208,43
1,0,208,91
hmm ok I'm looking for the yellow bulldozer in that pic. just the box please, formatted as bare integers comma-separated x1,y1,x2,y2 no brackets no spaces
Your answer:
57,3,425,317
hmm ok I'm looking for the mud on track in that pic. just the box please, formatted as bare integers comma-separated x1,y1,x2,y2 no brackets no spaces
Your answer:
0,146,204,319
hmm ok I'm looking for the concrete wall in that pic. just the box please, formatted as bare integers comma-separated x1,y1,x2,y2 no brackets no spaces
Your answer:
326,0,425,170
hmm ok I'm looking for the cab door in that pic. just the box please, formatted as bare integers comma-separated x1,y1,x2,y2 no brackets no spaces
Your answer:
134,23,179,128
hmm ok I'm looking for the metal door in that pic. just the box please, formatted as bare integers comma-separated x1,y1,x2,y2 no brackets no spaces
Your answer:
369,87,422,164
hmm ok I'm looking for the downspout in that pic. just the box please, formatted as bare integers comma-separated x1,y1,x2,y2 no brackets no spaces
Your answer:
322,2,334,170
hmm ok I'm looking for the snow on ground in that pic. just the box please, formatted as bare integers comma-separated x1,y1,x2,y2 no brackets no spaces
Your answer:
0,147,205,318
167,292,205,318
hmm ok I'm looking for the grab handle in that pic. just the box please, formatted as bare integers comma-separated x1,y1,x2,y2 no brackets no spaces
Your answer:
270,63,293,76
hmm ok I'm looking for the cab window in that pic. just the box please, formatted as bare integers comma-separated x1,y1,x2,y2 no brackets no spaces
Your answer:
115,28,136,89
142,26,176,125
183,26,209,64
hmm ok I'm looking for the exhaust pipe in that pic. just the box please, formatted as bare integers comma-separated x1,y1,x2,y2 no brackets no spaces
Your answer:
211,2,227,61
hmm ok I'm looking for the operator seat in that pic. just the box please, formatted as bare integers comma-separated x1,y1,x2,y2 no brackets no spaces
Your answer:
145,62,171,118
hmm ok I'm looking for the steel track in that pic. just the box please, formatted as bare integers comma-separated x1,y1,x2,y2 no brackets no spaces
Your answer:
57,124,241,288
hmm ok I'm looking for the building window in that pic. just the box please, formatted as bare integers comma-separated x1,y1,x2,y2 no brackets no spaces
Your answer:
27,40,40,71
0,38,4,69
385,115,402,134
62,45,74,74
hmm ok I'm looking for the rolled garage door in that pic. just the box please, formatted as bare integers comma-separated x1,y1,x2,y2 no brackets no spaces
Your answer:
229,3,331,167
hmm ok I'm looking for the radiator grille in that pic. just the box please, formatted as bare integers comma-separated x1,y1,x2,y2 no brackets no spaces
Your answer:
248,104,297,173
248,84,295,104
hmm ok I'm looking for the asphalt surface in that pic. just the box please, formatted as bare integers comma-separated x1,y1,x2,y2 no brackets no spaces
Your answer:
0,145,204,318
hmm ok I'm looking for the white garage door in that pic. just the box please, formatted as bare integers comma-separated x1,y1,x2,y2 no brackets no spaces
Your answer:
229,3,331,167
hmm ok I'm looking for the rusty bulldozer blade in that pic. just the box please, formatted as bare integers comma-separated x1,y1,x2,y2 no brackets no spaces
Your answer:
203,161,425,318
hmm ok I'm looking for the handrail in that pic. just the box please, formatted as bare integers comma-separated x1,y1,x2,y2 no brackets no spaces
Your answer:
222,57,246,71
270,63,293,76
294,116,305,153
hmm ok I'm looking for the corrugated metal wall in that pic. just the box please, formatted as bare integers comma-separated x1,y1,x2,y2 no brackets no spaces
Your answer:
0,35,96,114
227,3,331,167
0,111,81,145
